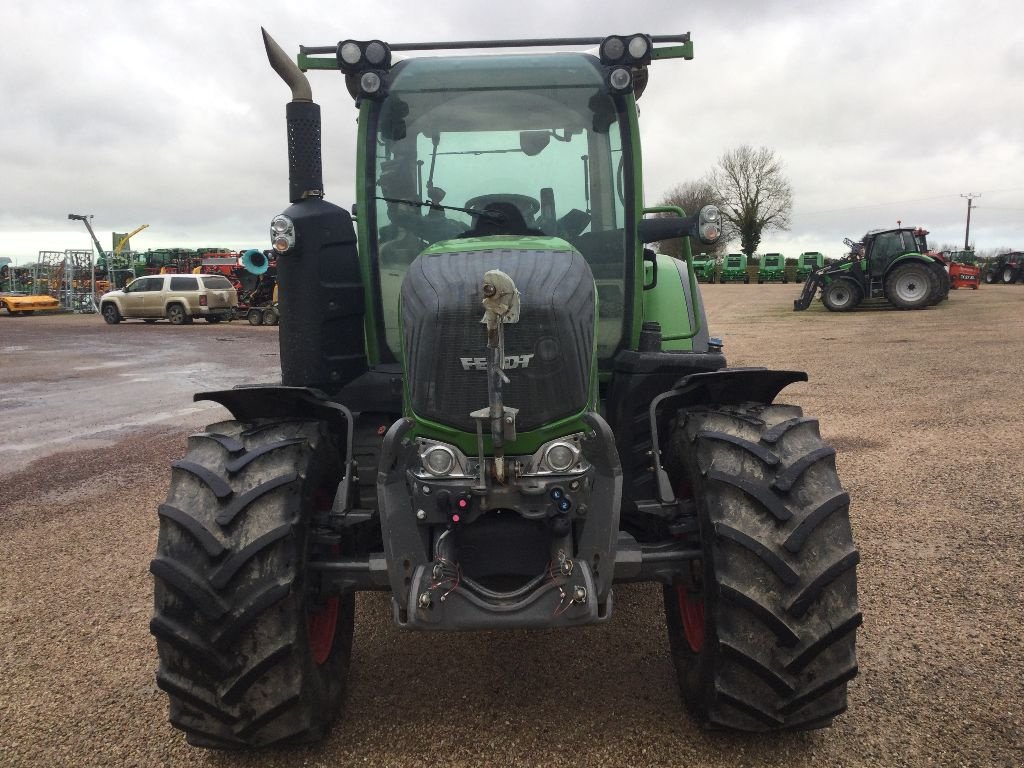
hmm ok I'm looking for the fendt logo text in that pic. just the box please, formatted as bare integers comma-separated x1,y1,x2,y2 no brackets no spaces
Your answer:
460,354,535,371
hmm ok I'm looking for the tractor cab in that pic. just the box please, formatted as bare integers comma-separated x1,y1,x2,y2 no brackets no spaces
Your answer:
366,53,631,360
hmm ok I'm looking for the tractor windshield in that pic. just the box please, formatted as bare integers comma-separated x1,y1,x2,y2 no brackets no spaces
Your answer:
368,53,629,360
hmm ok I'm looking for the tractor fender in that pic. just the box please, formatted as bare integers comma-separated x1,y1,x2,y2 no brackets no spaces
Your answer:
647,368,808,502
194,385,354,449
883,253,936,277
194,385,357,513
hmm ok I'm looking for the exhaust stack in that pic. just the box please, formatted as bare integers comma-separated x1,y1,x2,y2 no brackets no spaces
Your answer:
261,28,323,202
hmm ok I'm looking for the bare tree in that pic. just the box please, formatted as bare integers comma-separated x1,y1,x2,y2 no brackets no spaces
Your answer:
655,180,730,259
711,145,793,258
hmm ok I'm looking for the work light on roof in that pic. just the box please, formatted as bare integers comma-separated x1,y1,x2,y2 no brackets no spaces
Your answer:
601,36,626,62
600,33,653,66
336,39,392,74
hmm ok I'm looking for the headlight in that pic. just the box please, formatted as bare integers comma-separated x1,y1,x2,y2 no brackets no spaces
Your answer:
526,435,588,475
543,442,578,473
601,36,625,61
422,445,456,476
627,35,650,60
364,40,389,66
338,40,363,68
700,205,721,224
359,71,383,95
269,215,295,253
608,67,632,93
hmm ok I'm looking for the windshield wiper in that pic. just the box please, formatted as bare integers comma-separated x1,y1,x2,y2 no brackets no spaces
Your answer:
376,196,505,223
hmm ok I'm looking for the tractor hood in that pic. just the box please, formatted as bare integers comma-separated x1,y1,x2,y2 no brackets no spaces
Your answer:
400,240,595,434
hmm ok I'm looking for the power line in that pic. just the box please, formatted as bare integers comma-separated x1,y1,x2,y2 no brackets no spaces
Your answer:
800,193,961,215
799,186,1024,217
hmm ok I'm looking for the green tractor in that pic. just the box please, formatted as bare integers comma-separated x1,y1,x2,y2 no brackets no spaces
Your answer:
794,226,947,311
150,30,859,748
795,251,824,282
691,252,717,282
757,252,787,283
719,252,750,282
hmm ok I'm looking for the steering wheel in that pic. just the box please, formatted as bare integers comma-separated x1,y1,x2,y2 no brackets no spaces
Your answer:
465,194,541,225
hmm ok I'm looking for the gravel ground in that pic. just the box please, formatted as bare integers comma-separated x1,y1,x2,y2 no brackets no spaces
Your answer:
1,285,1022,767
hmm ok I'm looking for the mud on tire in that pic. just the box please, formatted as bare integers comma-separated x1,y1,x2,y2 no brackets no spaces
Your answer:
150,419,353,748
663,403,860,731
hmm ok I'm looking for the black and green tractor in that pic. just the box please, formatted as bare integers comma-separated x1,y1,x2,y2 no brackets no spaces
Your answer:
794,226,948,311
150,30,860,749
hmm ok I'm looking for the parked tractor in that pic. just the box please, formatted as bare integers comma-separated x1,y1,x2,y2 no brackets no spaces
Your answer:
795,251,824,282
150,30,859,748
719,252,750,282
984,251,1024,284
794,226,947,311
757,252,787,283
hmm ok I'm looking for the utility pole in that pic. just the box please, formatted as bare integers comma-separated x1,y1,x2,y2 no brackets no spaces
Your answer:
961,193,980,250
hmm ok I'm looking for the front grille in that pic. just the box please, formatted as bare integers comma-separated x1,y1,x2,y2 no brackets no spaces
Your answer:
401,248,595,433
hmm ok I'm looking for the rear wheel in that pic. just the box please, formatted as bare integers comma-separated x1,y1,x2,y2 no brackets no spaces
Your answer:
821,280,861,312
102,303,121,324
263,307,280,326
167,304,188,325
1004,268,1016,284
151,419,354,748
663,403,860,731
885,262,937,310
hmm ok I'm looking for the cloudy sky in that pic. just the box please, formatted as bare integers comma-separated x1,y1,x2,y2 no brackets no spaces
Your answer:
3,0,1022,262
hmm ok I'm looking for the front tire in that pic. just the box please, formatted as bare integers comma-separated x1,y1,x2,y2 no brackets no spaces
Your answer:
821,280,861,312
151,419,354,748
1004,268,1016,284
663,403,860,731
247,308,264,326
102,303,121,324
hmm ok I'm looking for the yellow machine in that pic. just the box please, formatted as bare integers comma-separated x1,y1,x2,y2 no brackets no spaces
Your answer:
1,293,61,315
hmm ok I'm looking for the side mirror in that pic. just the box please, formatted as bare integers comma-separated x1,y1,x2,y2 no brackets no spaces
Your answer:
519,130,551,156
637,205,722,245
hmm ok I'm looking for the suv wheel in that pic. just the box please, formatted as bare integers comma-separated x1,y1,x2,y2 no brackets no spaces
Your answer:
102,304,121,324
166,304,188,325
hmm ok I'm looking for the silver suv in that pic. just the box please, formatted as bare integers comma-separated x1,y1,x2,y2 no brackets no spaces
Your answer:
100,273,239,325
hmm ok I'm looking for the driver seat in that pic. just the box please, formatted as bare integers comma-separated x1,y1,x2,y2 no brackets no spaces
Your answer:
459,202,544,238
